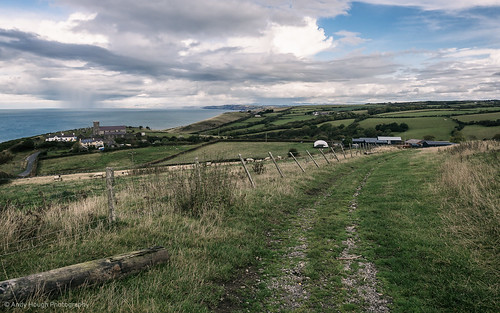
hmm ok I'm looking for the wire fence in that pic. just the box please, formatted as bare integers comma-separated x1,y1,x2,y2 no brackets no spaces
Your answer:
0,143,374,274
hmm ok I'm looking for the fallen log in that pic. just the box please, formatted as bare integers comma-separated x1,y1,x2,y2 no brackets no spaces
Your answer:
0,246,168,302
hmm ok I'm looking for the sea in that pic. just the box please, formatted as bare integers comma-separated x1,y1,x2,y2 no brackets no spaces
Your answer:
0,108,229,143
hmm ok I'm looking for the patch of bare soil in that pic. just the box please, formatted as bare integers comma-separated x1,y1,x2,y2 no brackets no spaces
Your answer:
339,170,392,312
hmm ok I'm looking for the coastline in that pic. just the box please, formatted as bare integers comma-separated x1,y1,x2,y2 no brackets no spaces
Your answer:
0,108,229,143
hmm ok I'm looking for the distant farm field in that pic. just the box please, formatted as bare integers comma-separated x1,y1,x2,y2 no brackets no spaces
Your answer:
38,144,199,175
455,112,500,122
160,141,316,164
462,125,500,139
359,117,458,140
377,109,476,117
318,118,355,127
271,114,319,126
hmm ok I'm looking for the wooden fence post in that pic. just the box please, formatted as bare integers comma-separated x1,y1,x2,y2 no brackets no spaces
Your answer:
194,157,201,182
319,149,330,164
330,147,340,162
238,154,255,188
289,152,305,173
349,143,353,158
106,167,116,223
306,150,319,168
268,152,284,178
340,144,347,159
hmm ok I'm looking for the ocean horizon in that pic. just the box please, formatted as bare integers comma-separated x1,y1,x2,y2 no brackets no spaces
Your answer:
0,108,229,143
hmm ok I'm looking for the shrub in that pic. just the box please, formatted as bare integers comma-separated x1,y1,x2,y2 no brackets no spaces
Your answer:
423,135,435,141
0,151,14,165
288,148,299,157
0,171,12,185
170,164,235,217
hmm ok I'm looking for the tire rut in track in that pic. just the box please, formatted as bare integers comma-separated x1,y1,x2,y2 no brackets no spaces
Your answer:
339,169,392,312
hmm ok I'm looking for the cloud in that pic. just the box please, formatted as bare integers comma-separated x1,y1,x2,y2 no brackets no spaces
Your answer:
1,0,499,109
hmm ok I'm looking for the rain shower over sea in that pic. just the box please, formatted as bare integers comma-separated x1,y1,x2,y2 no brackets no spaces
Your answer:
0,108,229,143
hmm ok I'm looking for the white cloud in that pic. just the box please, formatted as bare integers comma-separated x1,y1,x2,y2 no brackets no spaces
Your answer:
180,17,334,59
1,0,499,109
271,17,335,58
0,10,108,46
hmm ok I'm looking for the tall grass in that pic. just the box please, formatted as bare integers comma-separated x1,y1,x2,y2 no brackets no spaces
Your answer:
439,141,500,272
0,148,366,311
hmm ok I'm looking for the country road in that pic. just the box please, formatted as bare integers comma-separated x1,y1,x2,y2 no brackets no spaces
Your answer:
18,151,41,178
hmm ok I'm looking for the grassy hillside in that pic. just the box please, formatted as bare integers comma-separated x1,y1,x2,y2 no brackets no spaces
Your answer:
2,101,500,178
37,144,201,175
1,141,498,311
358,116,458,140
159,141,317,165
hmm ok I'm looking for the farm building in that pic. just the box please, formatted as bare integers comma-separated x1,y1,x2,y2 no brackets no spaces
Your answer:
313,140,329,148
353,138,386,144
377,136,402,144
405,139,423,147
353,136,402,145
421,140,455,147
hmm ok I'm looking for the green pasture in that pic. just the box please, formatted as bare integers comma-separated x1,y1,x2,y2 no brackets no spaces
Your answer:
455,112,500,122
37,144,200,175
318,118,355,127
359,117,458,140
160,141,316,164
1,178,106,209
461,125,500,140
270,114,320,126
377,109,477,117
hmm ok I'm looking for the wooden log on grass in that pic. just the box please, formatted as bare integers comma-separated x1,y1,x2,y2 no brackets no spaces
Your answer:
0,246,169,302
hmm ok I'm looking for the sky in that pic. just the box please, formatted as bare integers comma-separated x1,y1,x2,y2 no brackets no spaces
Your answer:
0,0,499,109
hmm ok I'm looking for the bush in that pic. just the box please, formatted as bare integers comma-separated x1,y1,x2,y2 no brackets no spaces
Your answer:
423,135,435,141
288,148,299,157
170,165,235,217
0,151,14,165
10,139,35,152
0,171,12,185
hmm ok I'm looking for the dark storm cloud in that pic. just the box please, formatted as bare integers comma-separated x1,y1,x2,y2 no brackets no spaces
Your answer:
0,29,169,76
57,0,271,37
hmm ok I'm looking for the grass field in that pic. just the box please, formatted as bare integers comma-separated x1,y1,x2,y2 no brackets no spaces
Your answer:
37,144,200,175
377,109,477,117
462,125,500,139
359,117,458,140
455,111,500,122
318,118,355,127
1,142,497,311
159,141,317,164
270,114,319,126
